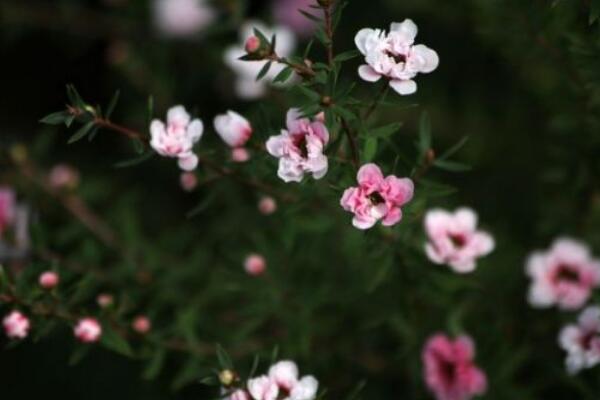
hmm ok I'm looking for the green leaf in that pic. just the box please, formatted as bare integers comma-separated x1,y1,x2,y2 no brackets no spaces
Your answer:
331,105,356,121
293,85,320,101
334,50,360,63
253,28,271,47
69,345,91,366
438,136,469,161
433,160,472,172
101,326,134,357
418,112,432,152
370,122,403,139
143,349,166,380
314,28,330,46
114,151,154,168
105,90,120,120
40,111,69,125
362,137,378,162
68,121,95,144
299,9,321,22
216,344,233,370
273,66,293,84
66,84,86,109
256,61,273,81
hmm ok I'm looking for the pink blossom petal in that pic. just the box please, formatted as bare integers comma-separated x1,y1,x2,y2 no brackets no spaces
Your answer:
358,65,382,82
389,79,417,95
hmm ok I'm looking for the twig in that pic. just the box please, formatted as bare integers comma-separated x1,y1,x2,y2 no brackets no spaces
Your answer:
340,118,359,168
323,4,334,68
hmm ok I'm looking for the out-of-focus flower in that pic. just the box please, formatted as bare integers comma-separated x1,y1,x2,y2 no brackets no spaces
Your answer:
153,0,215,37
355,19,439,95
180,172,198,192
132,315,151,334
231,148,251,163
150,105,204,171
48,164,80,190
423,208,495,273
224,21,296,99
266,109,329,183
97,293,114,308
229,390,250,400
244,254,266,276
258,196,277,215
340,163,413,230
422,333,487,400
3,311,30,339
559,306,600,374
74,318,102,343
248,360,318,400
526,238,600,310
272,0,318,37
0,187,16,236
214,111,253,148
39,271,60,289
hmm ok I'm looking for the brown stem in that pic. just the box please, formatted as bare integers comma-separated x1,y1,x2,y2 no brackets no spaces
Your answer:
268,54,315,78
412,149,435,182
94,118,147,142
363,83,389,120
323,4,334,68
340,117,359,168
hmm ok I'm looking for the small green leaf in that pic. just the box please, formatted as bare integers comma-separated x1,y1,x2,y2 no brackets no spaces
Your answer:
363,137,378,162
438,136,469,161
273,67,293,84
370,122,403,139
68,121,95,144
314,28,330,46
253,28,271,47
114,151,154,169
293,85,320,101
298,9,321,22
256,61,273,81
101,326,134,357
216,344,233,370
105,90,120,120
40,111,69,125
334,50,360,63
143,349,166,380
433,160,471,172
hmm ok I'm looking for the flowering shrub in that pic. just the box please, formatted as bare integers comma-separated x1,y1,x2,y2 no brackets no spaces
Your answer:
2,0,600,399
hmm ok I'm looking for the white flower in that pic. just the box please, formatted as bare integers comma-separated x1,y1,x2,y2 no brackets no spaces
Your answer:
150,105,204,171
224,21,297,99
248,375,279,400
153,0,215,37
214,110,253,147
559,306,600,374
355,19,439,95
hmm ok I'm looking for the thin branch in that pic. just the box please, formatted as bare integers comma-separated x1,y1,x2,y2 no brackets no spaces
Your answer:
323,4,334,68
340,117,359,168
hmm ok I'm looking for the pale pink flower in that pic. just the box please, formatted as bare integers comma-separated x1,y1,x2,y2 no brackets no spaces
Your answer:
74,318,102,343
248,360,318,400
153,0,215,37
559,306,600,374
48,164,80,189
424,208,495,273
422,334,487,400
266,109,329,183
132,315,152,334
0,187,16,236
272,0,318,37
258,196,277,215
340,163,413,230
245,254,266,276
39,271,60,289
150,105,204,171
224,21,297,99
526,238,600,310
3,311,30,339
231,148,251,163
355,19,439,95
214,111,253,148
180,172,198,191
229,390,250,400
97,293,114,308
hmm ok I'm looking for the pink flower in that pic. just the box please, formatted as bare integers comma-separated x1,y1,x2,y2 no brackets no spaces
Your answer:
180,172,198,192
258,196,277,215
153,0,215,37
3,310,30,339
424,208,495,273
559,306,600,374
248,360,318,400
526,238,600,310
97,293,114,308
422,334,487,400
355,19,439,95
0,187,16,236
231,148,251,163
229,390,250,400
39,271,60,289
266,109,329,183
272,0,318,37
214,111,253,148
74,318,102,343
340,163,413,230
132,315,152,334
48,164,80,189
150,105,204,171
245,254,266,276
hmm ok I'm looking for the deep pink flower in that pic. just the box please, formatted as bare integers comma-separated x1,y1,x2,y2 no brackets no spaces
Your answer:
132,315,152,334
74,318,102,343
39,271,60,289
266,109,329,183
3,310,30,339
272,0,318,37
526,238,600,310
559,306,600,374
424,208,495,273
0,187,16,236
244,254,266,276
422,334,487,400
340,163,413,230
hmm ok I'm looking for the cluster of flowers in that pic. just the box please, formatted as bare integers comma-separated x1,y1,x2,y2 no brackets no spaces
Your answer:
2,271,151,342
525,238,600,374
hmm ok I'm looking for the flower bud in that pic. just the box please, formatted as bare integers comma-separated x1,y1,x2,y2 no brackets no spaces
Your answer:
231,148,250,163
258,196,277,215
245,36,261,53
180,172,198,192
74,318,102,343
3,310,30,339
244,254,266,276
39,271,59,289
132,315,152,334
219,369,236,386
97,293,114,308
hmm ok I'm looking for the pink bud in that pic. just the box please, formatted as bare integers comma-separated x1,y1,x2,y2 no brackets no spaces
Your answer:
39,271,59,289
244,254,266,276
245,36,261,53
97,293,114,308
3,310,30,339
132,315,152,334
48,164,80,189
180,172,198,192
258,196,277,215
231,148,250,163
74,318,102,343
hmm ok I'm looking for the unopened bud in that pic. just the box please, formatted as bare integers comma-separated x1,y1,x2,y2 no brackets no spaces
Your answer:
426,148,435,164
245,36,261,53
219,369,236,386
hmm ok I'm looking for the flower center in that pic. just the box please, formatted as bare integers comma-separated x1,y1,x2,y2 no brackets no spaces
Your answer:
449,233,467,248
368,191,385,205
292,134,309,158
555,264,580,283
386,50,407,64
580,332,597,350
439,359,456,386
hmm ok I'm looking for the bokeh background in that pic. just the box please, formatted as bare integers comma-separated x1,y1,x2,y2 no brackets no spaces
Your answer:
1,0,600,399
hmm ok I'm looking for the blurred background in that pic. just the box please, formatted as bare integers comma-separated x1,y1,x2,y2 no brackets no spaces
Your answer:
1,0,600,399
